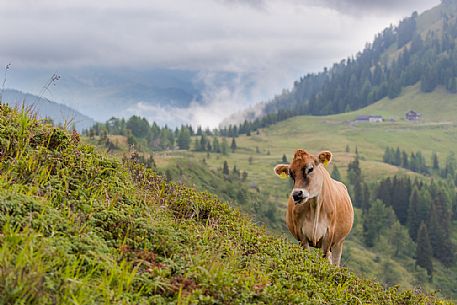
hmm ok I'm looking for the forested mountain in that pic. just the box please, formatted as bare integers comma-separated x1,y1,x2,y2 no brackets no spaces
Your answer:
230,0,457,129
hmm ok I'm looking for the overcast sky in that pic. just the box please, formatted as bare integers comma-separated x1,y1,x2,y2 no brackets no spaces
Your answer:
0,0,441,127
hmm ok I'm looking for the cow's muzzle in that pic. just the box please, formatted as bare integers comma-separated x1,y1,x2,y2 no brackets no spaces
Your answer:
292,189,308,204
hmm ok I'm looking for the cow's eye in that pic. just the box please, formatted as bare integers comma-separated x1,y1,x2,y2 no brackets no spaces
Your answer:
308,167,314,173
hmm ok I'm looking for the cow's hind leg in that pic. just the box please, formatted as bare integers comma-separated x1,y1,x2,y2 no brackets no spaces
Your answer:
331,241,344,267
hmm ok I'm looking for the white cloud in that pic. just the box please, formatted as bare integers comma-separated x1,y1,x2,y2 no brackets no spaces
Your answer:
125,70,276,128
0,0,441,127
0,0,439,71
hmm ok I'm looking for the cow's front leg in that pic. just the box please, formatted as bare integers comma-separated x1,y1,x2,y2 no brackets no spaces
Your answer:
299,238,310,250
321,235,333,264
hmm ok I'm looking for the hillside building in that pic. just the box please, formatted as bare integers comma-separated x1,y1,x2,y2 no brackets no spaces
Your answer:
354,115,384,123
405,110,421,121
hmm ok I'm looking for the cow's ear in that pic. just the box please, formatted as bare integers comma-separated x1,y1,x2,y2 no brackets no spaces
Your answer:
318,151,332,167
274,164,289,179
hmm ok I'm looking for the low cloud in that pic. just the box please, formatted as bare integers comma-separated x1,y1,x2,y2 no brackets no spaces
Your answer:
126,70,288,128
0,0,441,127
315,0,438,15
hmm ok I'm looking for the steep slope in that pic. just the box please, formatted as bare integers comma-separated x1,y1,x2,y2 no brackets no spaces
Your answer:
227,0,457,132
0,104,447,303
154,84,457,299
1,89,95,131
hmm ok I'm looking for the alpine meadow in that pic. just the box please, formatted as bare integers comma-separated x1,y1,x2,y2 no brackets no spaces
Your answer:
2,0,457,304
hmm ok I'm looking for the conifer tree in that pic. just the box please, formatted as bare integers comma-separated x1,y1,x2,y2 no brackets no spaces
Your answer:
401,151,409,168
428,196,455,265
353,179,363,209
231,138,237,153
282,154,288,163
394,147,401,166
383,147,391,163
331,165,342,181
177,127,191,150
347,155,361,186
361,182,371,213
221,138,229,155
432,152,439,171
223,161,230,176
212,137,220,153
363,200,396,247
416,222,433,278
407,186,421,240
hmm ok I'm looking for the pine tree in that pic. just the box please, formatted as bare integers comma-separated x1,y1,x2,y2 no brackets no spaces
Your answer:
177,128,191,150
383,147,391,163
231,138,237,153
416,222,433,278
212,137,220,153
363,200,396,247
407,186,421,240
361,182,371,213
432,152,439,171
428,195,455,266
347,155,361,186
388,220,414,258
402,151,409,168
394,147,401,166
353,179,363,209
221,138,229,155
390,176,412,225
223,161,230,176
331,165,342,181
282,154,288,163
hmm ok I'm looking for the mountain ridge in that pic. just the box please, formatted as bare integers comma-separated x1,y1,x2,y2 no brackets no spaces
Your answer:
1,88,95,131
222,0,457,130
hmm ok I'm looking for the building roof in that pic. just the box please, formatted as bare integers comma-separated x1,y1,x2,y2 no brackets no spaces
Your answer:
405,110,421,116
355,115,383,120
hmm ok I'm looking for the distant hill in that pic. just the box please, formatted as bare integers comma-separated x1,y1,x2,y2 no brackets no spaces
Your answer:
1,88,95,131
227,0,457,129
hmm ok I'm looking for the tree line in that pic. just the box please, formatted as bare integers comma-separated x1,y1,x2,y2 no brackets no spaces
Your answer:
231,2,457,134
342,151,456,280
383,146,457,186
84,116,241,153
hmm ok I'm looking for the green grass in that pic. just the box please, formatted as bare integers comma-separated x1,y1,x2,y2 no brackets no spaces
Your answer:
1,104,449,303
150,84,457,300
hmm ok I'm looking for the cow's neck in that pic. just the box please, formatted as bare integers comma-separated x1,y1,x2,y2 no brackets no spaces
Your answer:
311,165,330,244
309,196,320,244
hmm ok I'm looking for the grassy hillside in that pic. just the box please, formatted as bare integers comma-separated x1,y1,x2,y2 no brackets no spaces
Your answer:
149,84,457,299
1,106,449,303
156,85,457,210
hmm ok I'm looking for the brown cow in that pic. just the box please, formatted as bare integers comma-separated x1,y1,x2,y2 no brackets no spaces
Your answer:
274,149,353,266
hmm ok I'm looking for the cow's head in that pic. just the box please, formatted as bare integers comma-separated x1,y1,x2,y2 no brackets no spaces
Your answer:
274,149,332,204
